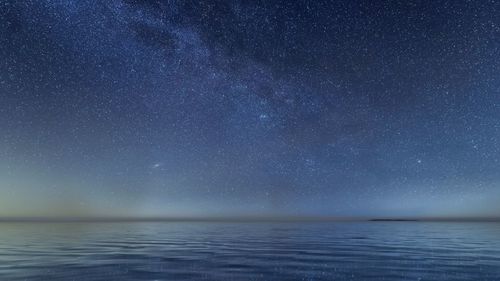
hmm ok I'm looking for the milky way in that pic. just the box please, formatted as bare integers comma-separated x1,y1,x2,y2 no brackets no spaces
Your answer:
1,0,499,218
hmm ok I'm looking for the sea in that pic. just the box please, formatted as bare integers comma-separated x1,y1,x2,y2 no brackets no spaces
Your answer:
0,221,499,280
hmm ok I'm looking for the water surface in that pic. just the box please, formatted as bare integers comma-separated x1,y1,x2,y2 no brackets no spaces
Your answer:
0,222,499,280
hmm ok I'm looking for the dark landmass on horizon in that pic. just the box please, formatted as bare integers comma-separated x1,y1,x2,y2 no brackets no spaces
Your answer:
369,219,419,222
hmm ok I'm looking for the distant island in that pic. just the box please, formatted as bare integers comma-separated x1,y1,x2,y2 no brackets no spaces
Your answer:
370,219,419,222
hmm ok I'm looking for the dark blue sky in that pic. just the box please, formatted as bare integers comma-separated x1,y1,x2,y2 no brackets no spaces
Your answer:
1,0,499,218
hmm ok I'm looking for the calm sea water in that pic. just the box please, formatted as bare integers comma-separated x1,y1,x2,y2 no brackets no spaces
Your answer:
0,222,499,280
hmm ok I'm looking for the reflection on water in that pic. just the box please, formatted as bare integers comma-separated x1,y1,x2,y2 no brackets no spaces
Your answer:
0,222,500,280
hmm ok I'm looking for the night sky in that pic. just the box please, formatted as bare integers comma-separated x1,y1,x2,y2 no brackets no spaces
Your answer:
1,0,499,219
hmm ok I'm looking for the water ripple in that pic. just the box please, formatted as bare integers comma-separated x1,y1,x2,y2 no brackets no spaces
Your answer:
0,222,499,280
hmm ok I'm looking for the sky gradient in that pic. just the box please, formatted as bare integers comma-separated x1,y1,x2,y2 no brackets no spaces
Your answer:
1,0,499,219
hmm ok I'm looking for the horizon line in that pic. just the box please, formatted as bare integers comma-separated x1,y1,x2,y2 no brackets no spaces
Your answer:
0,215,499,223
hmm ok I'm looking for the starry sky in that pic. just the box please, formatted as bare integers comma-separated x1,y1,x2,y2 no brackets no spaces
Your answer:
1,0,499,219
